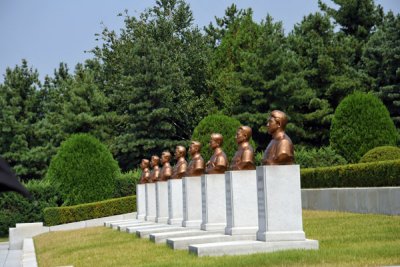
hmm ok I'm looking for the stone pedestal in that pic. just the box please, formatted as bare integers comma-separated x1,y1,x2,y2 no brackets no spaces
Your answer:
182,176,202,228
145,183,156,222
136,184,146,220
256,165,305,241
155,181,169,223
225,170,258,235
168,179,183,225
201,174,226,231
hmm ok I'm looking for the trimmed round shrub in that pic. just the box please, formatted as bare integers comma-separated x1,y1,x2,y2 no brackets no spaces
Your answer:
295,146,347,168
359,146,400,163
191,114,256,162
45,134,120,205
330,92,398,163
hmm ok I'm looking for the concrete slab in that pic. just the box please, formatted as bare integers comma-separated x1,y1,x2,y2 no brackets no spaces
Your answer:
126,224,168,234
137,184,146,220
189,239,319,257
103,217,127,227
118,222,154,232
150,229,214,244
49,221,86,232
201,174,226,231
9,223,49,250
167,234,256,250
168,179,183,225
136,226,184,238
155,181,169,223
110,220,144,229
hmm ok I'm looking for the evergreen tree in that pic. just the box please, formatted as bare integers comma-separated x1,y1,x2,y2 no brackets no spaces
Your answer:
362,11,400,130
91,0,212,170
0,60,43,179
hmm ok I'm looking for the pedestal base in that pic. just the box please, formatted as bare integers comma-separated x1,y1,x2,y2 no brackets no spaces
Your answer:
225,170,258,235
168,179,183,225
189,239,319,257
256,165,306,241
145,183,156,222
182,176,202,228
136,184,146,220
201,174,226,231
156,181,169,223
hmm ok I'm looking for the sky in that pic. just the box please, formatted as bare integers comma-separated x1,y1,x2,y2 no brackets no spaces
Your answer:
0,0,399,83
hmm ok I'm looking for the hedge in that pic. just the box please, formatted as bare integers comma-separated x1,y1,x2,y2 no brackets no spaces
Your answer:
301,159,400,188
43,195,136,226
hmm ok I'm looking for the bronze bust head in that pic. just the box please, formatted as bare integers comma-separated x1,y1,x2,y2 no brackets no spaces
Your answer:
262,110,294,165
230,126,256,171
171,145,188,179
150,155,160,182
159,151,172,181
139,158,151,184
205,133,228,174
185,141,205,177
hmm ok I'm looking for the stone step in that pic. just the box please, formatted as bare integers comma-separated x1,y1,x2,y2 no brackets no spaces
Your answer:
117,222,154,232
167,233,256,250
126,224,168,234
136,226,184,238
105,219,139,228
150,229,224,244
189,239,319,257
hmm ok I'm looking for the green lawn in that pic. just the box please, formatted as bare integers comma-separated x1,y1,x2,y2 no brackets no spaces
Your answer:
0,237,8,242
34,210,400,267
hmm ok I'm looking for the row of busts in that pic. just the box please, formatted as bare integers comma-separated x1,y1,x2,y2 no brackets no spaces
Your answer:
140,110,294,184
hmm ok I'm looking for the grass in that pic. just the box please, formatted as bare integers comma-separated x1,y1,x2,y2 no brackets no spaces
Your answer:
34,210,400,267
0,237,8,242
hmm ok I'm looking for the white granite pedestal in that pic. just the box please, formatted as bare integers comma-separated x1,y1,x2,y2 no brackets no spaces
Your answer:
188,166,319,257
155,181,169,223
168,179,183,225
201,174,226,231
136,184,146,220
225,170,258,235
256,165,306,241
182,176,202,228
145,183,156,221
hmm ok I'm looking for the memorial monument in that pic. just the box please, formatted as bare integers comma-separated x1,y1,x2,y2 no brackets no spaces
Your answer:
150,155,160,182
262,110,294,165
171,146,187,179
139,159,151,184
205,133,228,174
185,141,205,176
230,126,255,170
159,151,172,181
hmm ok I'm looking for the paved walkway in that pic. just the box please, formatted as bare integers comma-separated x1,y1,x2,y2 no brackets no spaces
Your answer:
0,242,21,267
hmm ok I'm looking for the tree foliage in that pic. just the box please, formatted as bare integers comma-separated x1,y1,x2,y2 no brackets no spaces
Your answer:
45,134,119,205
330,92,398,163
91,0,212,170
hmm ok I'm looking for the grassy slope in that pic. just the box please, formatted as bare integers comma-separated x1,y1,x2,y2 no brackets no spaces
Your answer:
34,210,400,267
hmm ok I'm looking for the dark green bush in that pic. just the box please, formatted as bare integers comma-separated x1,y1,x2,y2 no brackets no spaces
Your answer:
46,133,120,205
301,159,400,188
191,114,256,161
330,91,398,163
114,169,141,198
43,195,136,226
359,146,400,163
295,146,347,168
0,179,60,237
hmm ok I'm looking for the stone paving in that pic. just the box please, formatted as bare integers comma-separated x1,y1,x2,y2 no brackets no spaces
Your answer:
0,242,22,267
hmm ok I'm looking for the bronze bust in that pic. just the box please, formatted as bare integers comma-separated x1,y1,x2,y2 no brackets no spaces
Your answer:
139,159,151,184
262,110,294,165
171,145,188,179
230,126,256,170
159,151,172,181
149,155,160,182
205,133,228,174
185,141,205,176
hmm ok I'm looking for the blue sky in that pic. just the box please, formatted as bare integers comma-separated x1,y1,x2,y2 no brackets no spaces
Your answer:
0,0,399,82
